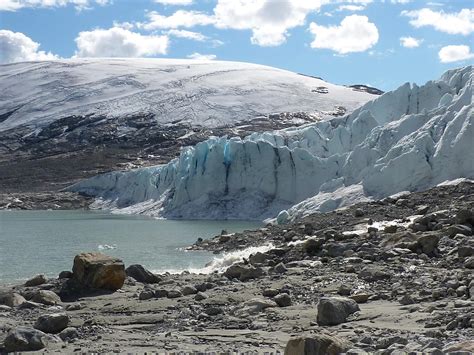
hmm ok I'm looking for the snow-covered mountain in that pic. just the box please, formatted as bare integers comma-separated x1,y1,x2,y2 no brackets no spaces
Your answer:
70,66,473,221
0,58,377,192
0,58,374,132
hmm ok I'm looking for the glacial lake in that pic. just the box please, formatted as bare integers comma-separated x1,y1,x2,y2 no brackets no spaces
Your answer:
0,210,261,284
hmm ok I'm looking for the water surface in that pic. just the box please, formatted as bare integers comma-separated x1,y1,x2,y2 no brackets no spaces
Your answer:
0,210,261,283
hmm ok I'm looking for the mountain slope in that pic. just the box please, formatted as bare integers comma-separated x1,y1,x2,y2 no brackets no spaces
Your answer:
69,66,473,220
0,59,376,192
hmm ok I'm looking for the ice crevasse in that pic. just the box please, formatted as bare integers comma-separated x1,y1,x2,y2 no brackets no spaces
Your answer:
69,66,474,222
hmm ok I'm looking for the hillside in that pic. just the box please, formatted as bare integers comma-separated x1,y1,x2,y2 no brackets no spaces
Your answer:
0,59,376,192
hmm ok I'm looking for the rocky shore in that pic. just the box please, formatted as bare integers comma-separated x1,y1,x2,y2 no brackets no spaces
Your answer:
0,181,473,353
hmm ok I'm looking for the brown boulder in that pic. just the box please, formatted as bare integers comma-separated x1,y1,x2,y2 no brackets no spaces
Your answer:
72,253,125,291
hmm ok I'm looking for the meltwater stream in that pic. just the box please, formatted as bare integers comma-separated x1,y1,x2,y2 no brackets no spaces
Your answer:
0,210,261,283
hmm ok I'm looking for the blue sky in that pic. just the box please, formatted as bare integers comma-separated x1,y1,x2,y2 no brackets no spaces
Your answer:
0,0,473,91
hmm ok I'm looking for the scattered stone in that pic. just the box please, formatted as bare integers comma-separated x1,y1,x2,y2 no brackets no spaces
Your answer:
194,292,208,301
34,313,69,334
224,264,263,282
58,327,79,341
417,234,440,256
274,293,292,307
350,294,369,304
285,334,350,355
167,290,182,299
384,225,398,233
358,266,391,282
125,264,161,284
181,285,198,296
25,274,47,287
31,290,61,305
72,252,126,291
0,291,26,307
274,262,288,274
317,297,360,326
138,290,154,300
263,288,280,297
58,271,73,279
3,327,51,352
399,294,415,305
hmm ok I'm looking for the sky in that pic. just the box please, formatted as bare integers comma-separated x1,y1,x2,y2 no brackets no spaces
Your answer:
0,0,473,91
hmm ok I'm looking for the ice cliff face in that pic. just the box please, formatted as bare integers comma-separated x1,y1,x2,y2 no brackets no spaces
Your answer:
70,66,473,221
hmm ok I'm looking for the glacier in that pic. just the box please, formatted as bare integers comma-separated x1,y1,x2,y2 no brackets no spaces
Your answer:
69,66,473,221
0,58,374,133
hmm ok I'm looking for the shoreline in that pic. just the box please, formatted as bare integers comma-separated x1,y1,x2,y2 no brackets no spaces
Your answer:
1,181,473,353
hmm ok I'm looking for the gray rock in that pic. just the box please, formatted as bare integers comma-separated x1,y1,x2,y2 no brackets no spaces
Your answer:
167,290,182,299
455,209,474,225
248,252,269,265
303,238,324,255
194,292,208,301
263,288,280,297
447,224,472,237
138,290,154,300
58,271,73,279
354,208,365,217
154,289,169,298
65,303,82,311
464,256,474,269
399,294,415,305
274,293,291,307
125,264,161,284
58,327,79,341
417,234,440,256
358,266,391,282
181,285,198,295
224,264,263,282
3,327,51,352
31,290,61,305
25,274,47,287
274,262,288,274
285,334,350,355
0,291,26,307
375,336,408,349
34,313,69,334
317,297,360,326
350,293,370,304
458,246,474,257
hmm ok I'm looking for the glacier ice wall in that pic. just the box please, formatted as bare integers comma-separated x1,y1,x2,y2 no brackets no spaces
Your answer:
69,66,473,221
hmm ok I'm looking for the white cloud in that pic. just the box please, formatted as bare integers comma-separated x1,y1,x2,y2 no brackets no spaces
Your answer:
154,0,193,5
140,10,215,30
402,8,474,35
213,0,322,47
400,36,423,48
438,45,474,63
187,52,216,60
166,29,208,41
0,29,58,63
74,27,169,58
337,5,365,12
309,15,379,54
0,0,110,11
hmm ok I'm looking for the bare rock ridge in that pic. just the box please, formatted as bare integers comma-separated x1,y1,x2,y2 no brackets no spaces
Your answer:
0,59,375,193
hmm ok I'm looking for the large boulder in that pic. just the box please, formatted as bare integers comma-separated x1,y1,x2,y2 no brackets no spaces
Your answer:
72,252,125,291
125,264,161,284
285,334,350,355
3,327,52,352
34,313,69,334
317,297,360,326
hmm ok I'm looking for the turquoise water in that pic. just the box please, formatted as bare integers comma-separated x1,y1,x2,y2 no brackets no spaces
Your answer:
0,210,261,283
